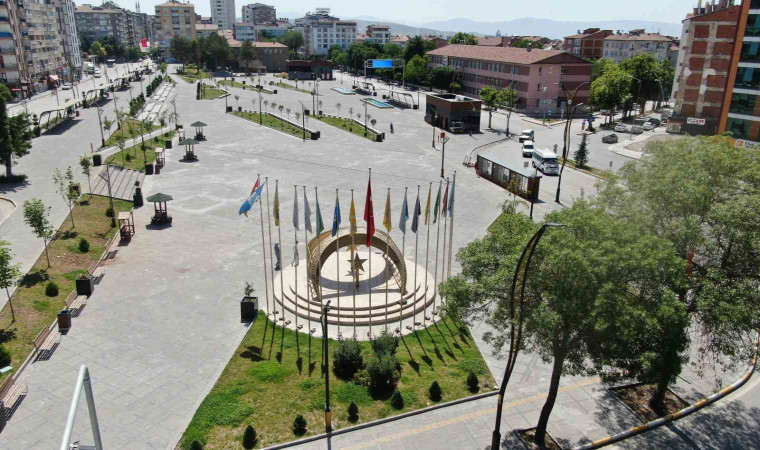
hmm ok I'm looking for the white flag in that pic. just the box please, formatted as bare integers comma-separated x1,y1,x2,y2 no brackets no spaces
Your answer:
291,244,299,267
293,187,300,231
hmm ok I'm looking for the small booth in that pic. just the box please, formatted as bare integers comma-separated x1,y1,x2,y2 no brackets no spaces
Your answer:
155,148,166,168
190,121,207,141
178,138,199,162
146,192,173,225
118,210,135,241
476,151,541,202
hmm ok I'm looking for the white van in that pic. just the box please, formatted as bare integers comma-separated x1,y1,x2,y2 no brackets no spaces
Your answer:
532,149,559,175
521,140,534,157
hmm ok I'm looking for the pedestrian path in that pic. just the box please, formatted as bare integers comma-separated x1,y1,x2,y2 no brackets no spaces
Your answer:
136,83,173,123
90,165,144,201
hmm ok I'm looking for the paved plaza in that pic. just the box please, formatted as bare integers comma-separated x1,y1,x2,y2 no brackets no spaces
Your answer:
0,67,757,449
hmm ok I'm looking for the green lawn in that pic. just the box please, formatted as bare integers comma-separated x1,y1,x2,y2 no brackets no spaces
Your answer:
176,67,211,84
231,111,309,139
201,86,227,100
105,131,175,170
274,81,313,94
558,157,612,180
104,119,160,147
314,115,378,141
217,79,262,91
180,311,494,448
0,196,133,383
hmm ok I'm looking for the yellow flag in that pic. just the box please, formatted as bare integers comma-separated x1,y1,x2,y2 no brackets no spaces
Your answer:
349,193,357,234
383,189,392,232
424,183,431,225
273,183,280,226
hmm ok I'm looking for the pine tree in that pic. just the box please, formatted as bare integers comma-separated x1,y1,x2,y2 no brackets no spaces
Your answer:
574,134,589,169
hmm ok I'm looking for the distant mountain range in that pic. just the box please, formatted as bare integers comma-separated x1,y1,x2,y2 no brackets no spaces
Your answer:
274,14,683,40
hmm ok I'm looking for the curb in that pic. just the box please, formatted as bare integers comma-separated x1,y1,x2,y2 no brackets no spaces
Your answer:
264,389,499,449
574,345,759,449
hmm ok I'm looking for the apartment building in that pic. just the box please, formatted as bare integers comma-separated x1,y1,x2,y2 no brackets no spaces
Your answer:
0,0,27,90
365,24,390,44
241,2,275,24
563,28,613,59
671,0,740,136
196,22,219,38
76,2,148,48
211,0,235,30
155,1,196,47
24,0,66,87
54,0,81,78
602,29,674,62
427,45,591,116
391,34,409,47
295,8,356,57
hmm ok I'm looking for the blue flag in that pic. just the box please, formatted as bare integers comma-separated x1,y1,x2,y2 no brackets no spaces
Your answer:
238,182,265,217
411,191,421,233
398,190,409,234
332,191,341,237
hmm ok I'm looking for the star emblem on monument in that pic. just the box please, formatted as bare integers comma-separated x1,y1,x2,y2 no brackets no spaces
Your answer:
348,253,367,274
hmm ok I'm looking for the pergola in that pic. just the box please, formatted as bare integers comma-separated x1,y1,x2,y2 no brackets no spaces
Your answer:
146,192,174,225
178,138,199,162
190,121,207,141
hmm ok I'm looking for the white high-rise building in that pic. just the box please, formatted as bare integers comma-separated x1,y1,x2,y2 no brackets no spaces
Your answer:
295,8,356,57
211,0,235,30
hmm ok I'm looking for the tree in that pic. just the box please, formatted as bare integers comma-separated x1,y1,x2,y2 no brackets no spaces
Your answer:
404,36,436,62
170,36,193,64
573,134,589,168
53,167,78,228
511,38,543,49
430,66,454,91
23,199,54,267
279,31,304,57
79,154,92,194
242,424,256,449
335,103,341,115
590,65,632,125
620,53,666,115
89,41,107,65
102,116,114,140
440,200,686,446
0,84,32,179
596,136,760,370
239,40,254,74
591,58,615,82
449,32,478,45
0,241,21,322
500,87,518,136
404,54,428,85
479,86,500,129
126,46,140,61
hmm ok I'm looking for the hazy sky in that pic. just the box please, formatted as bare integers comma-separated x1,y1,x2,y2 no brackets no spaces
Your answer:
117,0,695,24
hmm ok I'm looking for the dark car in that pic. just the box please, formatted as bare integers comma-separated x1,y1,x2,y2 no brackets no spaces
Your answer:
602,133,618,144
647,117,661,127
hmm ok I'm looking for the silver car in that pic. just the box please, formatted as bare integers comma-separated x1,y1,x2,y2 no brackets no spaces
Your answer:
614,124,627,133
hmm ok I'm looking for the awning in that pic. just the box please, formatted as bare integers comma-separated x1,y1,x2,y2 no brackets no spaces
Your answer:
49,75,59,81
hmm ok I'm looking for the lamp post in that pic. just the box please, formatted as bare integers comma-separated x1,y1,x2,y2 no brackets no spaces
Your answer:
554,81,589,204
320,300,333,433
490,222,564,450
298,100,306,142
627,75,642,118
96,107,105,147
440,136,449,178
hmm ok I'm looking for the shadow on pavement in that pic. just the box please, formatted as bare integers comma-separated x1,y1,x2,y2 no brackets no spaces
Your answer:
43,118,81,136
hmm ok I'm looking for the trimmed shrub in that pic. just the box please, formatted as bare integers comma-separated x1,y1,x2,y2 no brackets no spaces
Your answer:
189,441,203,450
347,401,359,422
371,330,399,357
78,238,90,253
45,281,59,297
242,424,257,449
429,380,442,401
293,414,307,435
390,391,404,410
105,207,114,218
467,373,479,392
333,338,363,379
365,354,399,391
0,345,11,367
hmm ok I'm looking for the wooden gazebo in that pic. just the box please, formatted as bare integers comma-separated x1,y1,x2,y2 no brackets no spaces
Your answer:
178,138,199,162
146,192,173,225
190,121,207,141
118,210,135,241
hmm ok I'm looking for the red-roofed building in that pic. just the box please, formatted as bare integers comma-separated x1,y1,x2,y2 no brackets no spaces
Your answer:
562,28,613,59
427,45,591,116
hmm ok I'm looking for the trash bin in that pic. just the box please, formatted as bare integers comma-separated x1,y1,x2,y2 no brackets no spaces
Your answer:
57,309,72,331
145,164,154,175
93,154,102,166
75,275,95,296
165,140,173,149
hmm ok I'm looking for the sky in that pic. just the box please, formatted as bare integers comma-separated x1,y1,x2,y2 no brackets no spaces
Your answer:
114,0,696,25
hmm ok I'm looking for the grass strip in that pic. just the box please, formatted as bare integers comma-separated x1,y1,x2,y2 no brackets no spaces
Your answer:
314,115,378,141
105,131,175,170
230,111,309,139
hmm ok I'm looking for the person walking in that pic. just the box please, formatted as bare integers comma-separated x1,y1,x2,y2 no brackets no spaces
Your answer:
582,120,586,131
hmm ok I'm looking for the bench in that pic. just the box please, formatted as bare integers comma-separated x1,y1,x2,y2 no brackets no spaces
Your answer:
91,266,105,284
32,322,61,362
68,295,88,317
0,375,28,422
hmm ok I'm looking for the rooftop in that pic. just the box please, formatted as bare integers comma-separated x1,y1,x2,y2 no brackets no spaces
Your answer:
427,45,588,65
251,42,287,48
155,1,194,7
604,33,673,42
478,37,504,46
196,24,219,30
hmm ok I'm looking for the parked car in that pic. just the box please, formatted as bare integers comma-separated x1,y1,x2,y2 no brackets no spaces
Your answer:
61,83,72,90
602,133,618,144
522,140,535,157
646,117,661,127
614,123,627,133
642,122,655,131
631,125,644,134
519,129,535,143
94,69,102,78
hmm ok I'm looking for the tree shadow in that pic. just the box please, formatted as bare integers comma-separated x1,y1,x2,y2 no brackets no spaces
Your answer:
407,359,420,376
58,230,78,240
0,328,17,345
19,269,49,288
0,178,30,195
296,357,304,375
240,346,265,362
434,322,460,359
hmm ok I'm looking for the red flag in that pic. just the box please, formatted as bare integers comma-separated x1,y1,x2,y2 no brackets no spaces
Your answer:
363,177,374,246
250,177,260,195
442,181,449,217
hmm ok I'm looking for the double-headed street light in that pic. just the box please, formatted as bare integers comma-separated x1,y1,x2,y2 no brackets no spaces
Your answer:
320,300,333,433
554,81,589,204
490,222,565,450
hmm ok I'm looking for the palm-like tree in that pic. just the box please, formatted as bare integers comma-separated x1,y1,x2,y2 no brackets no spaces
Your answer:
318,100,323,114
295,111,301,123
336,103,342,116
234,95,240,108
286,107,291,120
370,118,377,128
102,117,114,140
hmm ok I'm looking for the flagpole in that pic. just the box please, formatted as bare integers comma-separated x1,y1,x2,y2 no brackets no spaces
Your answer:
294,185,299,332
384,187,390,332
447,171,457,280
335,188,341,338
257,174,271,325
400,187,407,335
315,186,325,337
350,189,356,338
424,181,432,327
265,177,277,328
303,186,310,336
433,180,442,321
277,180,285,326
440,178,450,317
413,184,420,330
367,168,372,337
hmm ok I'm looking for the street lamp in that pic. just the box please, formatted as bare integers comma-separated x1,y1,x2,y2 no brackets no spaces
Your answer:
298,100,306,141
96,107,105,147
490,222,565,450
440,136,449,178
554,81,589,204
627,74,642,118
320,300,333,433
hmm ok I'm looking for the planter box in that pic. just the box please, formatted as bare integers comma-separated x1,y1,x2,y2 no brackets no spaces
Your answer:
76,276,95,296
226,106,233,112
145,164,154,175
57,309,72,331
240,296,258,322
93,154,102,166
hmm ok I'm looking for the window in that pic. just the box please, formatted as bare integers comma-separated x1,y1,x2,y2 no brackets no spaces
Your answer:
538,67,542,75
536,98,540,107
735,66,760,89
747,14,760,37
560,66,566,75
537,83,541,91
730,93,759,115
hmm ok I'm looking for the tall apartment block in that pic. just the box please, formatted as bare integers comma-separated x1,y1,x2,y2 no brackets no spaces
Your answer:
54,0,82,79
155,1,196,48
241,2,275,24
562,28,614,59
0,0,27,90
294,8,356,57
210,0,234,30
365,24,391,45
75,2,148,48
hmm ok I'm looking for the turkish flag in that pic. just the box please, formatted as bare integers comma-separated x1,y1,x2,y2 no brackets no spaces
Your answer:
363,177,374,247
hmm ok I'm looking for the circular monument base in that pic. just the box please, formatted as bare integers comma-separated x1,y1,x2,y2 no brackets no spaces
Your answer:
271,247,443,340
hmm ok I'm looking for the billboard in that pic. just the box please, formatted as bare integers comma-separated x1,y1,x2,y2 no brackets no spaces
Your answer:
368,59,394,69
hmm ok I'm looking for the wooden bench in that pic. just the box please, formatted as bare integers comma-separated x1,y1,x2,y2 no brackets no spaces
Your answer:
0,374,28,422
91,266,105,284
68,295,88,317
32,322,61,362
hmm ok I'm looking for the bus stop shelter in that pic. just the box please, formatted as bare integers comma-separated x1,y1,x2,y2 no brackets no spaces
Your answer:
476,151,541,215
